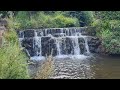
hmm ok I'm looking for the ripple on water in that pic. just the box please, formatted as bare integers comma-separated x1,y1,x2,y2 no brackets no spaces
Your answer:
51,56,94,79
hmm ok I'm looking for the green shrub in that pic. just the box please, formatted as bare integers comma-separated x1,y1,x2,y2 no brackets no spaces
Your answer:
15,11,30,29
80,11,94,26
0,30,29,79
53,14,79,27
0,42,29,79
92,18,120,54
10,11,80,29
6,16,21,30
95,11,120,20
102,35,120,54
35,12,56,28
65,11,94,26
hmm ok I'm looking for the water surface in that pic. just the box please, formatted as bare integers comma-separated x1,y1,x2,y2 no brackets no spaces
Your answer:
51,55,120,79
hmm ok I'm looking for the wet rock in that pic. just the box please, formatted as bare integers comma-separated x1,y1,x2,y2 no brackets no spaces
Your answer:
88,37,101,53
79,43,86,54
37,30,43,36
24,30,35,37
78,38,85,43
41,37,57,56
22,38,35,56
65,37,74,54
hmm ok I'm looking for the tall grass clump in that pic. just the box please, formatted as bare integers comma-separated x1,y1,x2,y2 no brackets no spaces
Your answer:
34,56,54,79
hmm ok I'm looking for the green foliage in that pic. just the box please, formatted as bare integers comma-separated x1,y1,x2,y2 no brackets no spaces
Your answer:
6,13,21,30
0,11,18,19
14,11,30,29
9,11,79,29
95,11,120,20
0,43,29,79
102,30,120,54
34,12,56,28
63,11,94,26
0,31,29,79
80,11,94,26
53,14,79,27
92,12,120,54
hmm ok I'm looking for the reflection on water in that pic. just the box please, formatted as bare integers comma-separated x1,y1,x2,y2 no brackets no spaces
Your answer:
51,55,120,79
90,55,120,79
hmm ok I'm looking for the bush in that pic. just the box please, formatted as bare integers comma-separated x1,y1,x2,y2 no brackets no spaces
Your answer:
0,43,29,79
95,11,120,20
102,35,120,54
53,14,79,27
14,11,30,29
6,15,21,30
0,30,29,79
10,11,80,29
92,18,120,54
64,11,94,26
35,12,56,28
80,11,94,26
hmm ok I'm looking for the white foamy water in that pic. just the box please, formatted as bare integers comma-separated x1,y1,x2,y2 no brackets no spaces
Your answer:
30,56,46,61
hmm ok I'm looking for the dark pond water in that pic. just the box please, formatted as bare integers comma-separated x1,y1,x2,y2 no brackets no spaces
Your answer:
50,55,120,79
90,55,120,79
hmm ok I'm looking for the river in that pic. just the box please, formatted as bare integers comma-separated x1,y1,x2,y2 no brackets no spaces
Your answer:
50,55,120,79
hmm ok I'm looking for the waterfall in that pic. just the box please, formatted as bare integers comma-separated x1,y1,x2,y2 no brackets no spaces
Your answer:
71,37,80,55
18,27,91,60
55,38,61,56
34,31,42,56
84,36,90,54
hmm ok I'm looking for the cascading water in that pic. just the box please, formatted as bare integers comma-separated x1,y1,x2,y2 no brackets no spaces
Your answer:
73,37,80,55
55,38,61,55
18,27,92,60
84,36,90,54
34,31,42,56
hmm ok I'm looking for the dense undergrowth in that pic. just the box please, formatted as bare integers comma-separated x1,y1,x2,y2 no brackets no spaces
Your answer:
92,11,120,54
0,30,29,79
7,11,80,29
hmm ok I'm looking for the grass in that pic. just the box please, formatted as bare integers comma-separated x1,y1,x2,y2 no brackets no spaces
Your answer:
34,55,54,79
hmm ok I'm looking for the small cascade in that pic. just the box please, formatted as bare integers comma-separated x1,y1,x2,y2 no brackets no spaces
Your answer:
71,37,80,55
55,38,61,56
18,27,92,60
34,31,42,56
84,36,90,54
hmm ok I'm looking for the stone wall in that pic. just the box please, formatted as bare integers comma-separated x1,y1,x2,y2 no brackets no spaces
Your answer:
18,27,102,57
